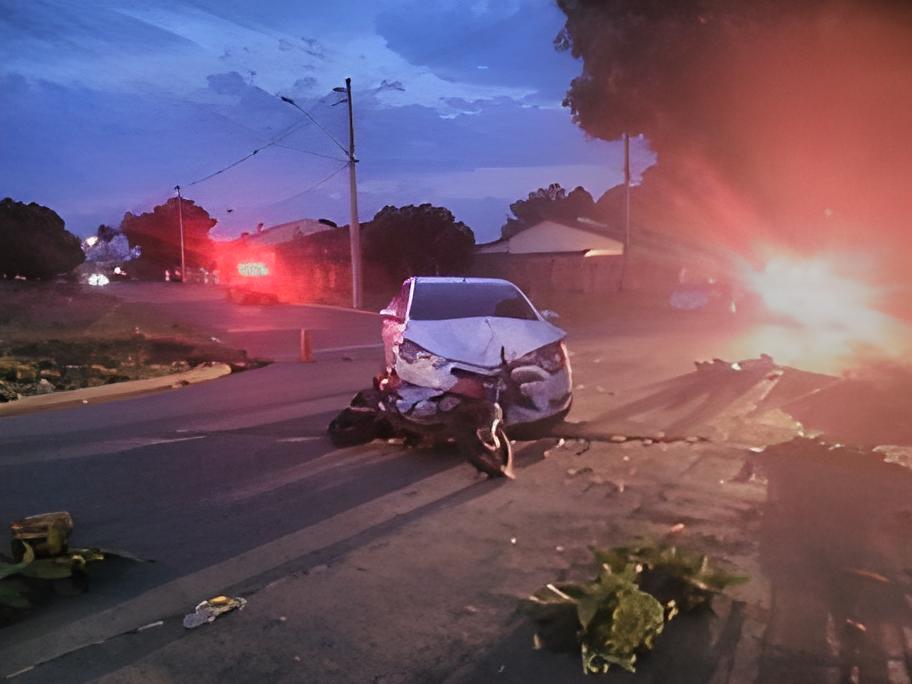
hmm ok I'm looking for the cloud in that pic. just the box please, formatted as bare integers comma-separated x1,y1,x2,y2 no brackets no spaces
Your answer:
0,0,637,245
207,71,248,95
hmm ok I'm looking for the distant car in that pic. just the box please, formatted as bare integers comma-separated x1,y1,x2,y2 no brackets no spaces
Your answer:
381,277,573,429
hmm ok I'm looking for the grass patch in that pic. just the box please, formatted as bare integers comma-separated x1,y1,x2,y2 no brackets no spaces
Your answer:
0,281,262,401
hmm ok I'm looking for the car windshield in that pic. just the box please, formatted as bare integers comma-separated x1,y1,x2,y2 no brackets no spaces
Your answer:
408,281,538,321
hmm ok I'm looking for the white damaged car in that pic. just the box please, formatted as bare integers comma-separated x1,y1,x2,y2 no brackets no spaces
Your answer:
380,276,573,430
329,277,572,477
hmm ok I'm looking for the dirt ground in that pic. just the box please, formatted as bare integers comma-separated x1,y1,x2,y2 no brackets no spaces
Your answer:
0,281,258,401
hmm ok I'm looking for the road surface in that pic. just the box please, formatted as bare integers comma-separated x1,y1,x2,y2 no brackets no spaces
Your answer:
2,284,909,683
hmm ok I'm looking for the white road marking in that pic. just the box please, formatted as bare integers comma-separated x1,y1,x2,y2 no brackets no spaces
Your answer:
314,343,384,353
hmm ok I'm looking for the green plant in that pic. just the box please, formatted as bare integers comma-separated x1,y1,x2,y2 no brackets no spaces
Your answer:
526,543,747,674
0,543,35,609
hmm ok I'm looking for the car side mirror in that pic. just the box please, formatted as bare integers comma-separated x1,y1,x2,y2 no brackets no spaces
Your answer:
540,309,560,322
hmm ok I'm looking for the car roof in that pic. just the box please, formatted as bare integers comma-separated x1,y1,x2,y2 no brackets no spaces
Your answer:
411,276,518,287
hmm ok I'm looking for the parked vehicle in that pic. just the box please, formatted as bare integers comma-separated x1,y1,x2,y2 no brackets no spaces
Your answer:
329,277,573,478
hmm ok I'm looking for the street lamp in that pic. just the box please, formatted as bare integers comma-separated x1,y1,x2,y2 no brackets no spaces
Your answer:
281,80,362,309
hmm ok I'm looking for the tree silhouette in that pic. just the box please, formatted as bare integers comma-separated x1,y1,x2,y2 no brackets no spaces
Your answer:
364,204,475,282
0,198,84,279
501,184,598,239
120,197,216,278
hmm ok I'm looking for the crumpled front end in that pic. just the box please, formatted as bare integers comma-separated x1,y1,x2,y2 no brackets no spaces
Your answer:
502,343,573,426
388,331,572,427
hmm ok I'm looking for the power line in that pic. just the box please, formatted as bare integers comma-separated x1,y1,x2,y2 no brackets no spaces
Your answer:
273,143,347,162
263,162,349,209
279,96,348,156
187,142,277,187
181,97,341,188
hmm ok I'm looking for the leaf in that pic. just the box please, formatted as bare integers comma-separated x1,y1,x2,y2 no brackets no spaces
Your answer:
0,543,35,580
20,558,75,580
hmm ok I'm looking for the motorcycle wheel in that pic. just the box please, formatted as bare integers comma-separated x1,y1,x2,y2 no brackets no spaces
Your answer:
463,424,514,479
328,407,377,447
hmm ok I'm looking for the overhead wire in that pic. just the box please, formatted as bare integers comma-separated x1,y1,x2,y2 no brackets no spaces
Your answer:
182,96,343,188
280,96,349,156
263,162,350,209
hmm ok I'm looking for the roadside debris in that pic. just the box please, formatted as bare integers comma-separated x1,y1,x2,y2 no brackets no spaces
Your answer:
182,595,248,629
1,512,146,622
694,354,778,376
524,543,747,674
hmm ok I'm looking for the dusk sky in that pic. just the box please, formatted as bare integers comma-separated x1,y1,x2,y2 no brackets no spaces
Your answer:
0,0,652,243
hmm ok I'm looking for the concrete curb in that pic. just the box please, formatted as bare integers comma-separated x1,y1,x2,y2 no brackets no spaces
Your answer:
287,301,379,316
0,363,233,418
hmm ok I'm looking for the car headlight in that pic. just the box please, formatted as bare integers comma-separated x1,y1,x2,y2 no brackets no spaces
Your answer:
397,339,448,368
514,342,566,373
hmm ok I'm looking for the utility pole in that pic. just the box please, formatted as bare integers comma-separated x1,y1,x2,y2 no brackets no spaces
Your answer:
344,78,362,309
619,133,631,291
175,185,186,284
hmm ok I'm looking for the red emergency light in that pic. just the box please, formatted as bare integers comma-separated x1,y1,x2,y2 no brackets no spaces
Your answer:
237,262,269,277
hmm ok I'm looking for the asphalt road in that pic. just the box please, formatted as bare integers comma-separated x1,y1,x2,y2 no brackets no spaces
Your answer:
106,281,383,361
4,284,907,682
0,285,405,676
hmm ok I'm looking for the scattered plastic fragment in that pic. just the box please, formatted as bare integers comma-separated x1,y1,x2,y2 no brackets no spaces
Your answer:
845,568,890,584
182,595,247,629
136,620,164,632
669,523,686,535
845,618,867,633
610,435,627,443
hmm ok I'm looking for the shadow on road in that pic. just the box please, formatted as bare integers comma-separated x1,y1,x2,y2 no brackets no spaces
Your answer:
756,439,912,683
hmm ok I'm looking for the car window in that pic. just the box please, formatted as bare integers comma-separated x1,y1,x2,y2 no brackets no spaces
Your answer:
408,281,538,321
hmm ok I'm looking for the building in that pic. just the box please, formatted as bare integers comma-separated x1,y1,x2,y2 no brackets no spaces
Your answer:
216,218,333,303
471,218,625,296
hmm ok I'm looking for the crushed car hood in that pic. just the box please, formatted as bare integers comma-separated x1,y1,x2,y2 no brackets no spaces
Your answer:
402,316,565,368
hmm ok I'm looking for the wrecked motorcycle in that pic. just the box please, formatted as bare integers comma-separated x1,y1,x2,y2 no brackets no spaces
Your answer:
328,369,515,478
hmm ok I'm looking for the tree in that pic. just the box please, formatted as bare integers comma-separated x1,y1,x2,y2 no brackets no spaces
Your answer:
120,197,216,278
96,224,118,243
555,0,912,259
363,204,475,282
0,198,84,279
501,184,598,239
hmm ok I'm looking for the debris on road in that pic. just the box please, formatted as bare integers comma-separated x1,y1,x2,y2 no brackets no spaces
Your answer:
183,595,248,629
2,512,145,622
694,353,777,375
525,543,747,674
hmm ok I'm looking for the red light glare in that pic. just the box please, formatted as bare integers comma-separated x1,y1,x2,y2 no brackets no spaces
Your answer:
237,262,269,277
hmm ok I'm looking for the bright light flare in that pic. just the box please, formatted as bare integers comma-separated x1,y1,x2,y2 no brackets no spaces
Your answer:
743,256,881,332
737,253,909,372
87,273,109,287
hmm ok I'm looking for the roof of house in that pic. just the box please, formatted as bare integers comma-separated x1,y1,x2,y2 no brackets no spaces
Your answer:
475,218,623,256
232,218,330,247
